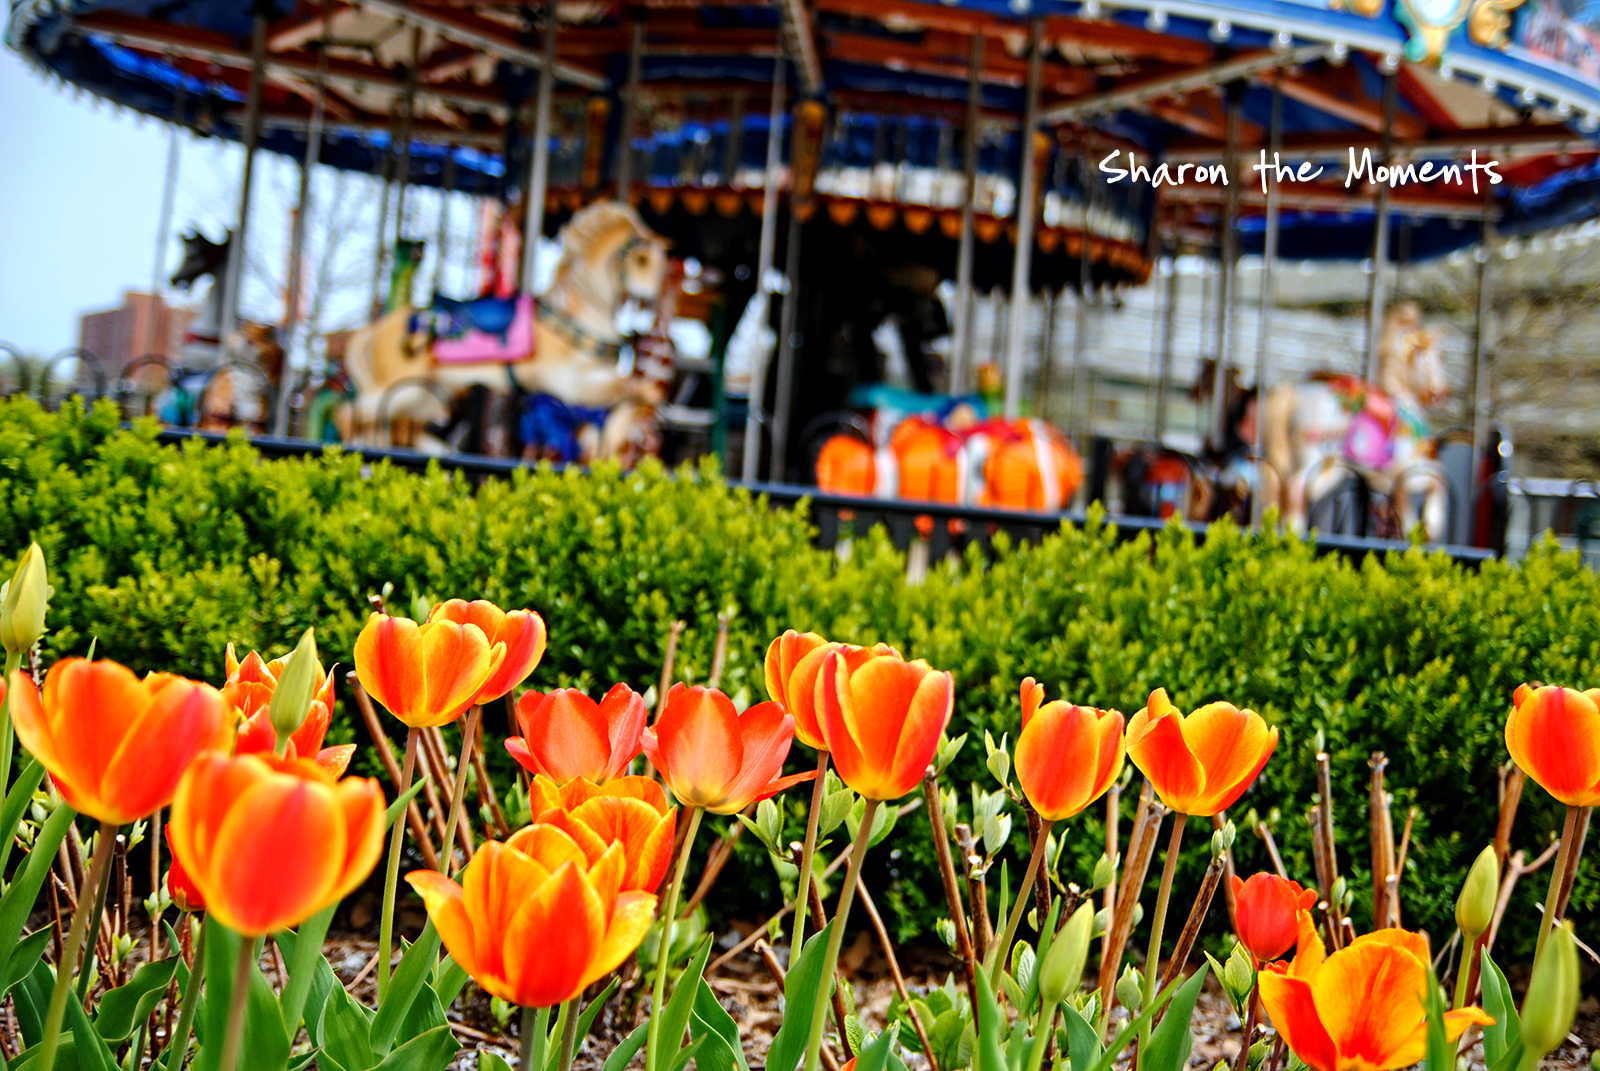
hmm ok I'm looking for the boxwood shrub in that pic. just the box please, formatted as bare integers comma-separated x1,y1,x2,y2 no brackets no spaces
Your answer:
0,397,1594,961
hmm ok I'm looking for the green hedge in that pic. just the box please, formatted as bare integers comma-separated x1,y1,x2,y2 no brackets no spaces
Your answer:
2,398,1596,961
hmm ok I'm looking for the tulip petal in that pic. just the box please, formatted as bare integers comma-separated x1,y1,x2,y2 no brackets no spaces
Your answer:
353,615,423,720
519,691,612,785
1126,705,1206,815
1180,703,1278,815
715,703,796,815
650,686,742,808
840,657,920,763
1016,704,1107,820
1258,970,1340,1071
101,681,227,824
567,797,675,892
502,861,605,1007
463,843,551,986
597,684,648,782
1020,677,1043,731
530,810,611,865
407,870,485,991
329,777,386,904
203,772,345,936
1310,940,1428,1071
819,651,867,787
784,642,838,751
886,668,953,799
590,890,658,985
315,744,357,780
1506,687,1600,806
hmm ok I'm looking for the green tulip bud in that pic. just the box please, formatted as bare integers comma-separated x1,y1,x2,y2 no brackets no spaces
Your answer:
0,543,50,656
268,627,321,746
1521,922,1579,1059
1221,944,1257,1012
1247,1042,1269,1071
1039,902,1094,1007
1588,1049,1599,1071
1091,852,1116,891
1455,845,1499,939
1115,965,1143,1014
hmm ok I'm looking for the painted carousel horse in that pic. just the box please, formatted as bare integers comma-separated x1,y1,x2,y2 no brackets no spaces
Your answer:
343,201,670,460
165,229,282,430
1261,301,1451,539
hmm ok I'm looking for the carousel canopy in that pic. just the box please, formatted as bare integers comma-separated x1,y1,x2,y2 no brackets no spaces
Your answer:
9,0,1600,270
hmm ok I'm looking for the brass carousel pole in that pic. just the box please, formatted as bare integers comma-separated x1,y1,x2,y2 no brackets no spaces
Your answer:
392,27,421,258
951,33,983,395
1069,151,1092,447
1365,65,1398,380
521,1,558,292
1153,210,1180,443
1002,16,1043,420
615,18,645,201
1208,82,1241,451
273,0,332,437
741,41,787,482
216,13,267,360
1250,79,1282,531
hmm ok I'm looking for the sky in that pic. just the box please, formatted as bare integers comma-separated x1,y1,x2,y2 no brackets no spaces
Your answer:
0,46,483,359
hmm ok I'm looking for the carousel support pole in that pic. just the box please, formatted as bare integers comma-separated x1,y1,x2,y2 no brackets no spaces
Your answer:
371,129,396,315
216,13,268,361
740,44,788,483
1038,289,1057,421
1364,67,1397,381
1250,80,1282,531
273,1,331,437
434,152,457,296
615,18,645,201
521,2,559,295
1208,82,1242,452
1468,170,1496,522
1154,228,1179,443
724,92,745,184
1002,17,1043,421
393,27,421,254
148,79,185,358
769,207,803,482
951,32,983,395
1068,153,1092,447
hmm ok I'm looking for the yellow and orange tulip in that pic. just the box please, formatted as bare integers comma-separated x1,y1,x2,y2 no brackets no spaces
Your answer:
764,632,896,752
1259,912,1491,1071
1013,677,1124,821
10,659,230,825
168,751,386,936
226,644,355,778
407,828,657,1008
528,774,676,893
1125,688,1277,817
427,599,547,704
642,684,816,814
818,649,953,801
352,612,507,728
1504,683,1600,806
506,684,646,785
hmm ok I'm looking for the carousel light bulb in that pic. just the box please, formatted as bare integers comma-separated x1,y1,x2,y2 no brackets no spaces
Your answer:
1145,8,1166,30
1481,75,1498,94
1275,29,1293,50
1081,0,1100,18
1210,19,1232,41
1521,86,1539,104
1381,53,1400,73
1557,99,1573,115
1330,42,1349,63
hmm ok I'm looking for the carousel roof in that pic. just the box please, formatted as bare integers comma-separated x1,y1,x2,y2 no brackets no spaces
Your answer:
9,0,1600,269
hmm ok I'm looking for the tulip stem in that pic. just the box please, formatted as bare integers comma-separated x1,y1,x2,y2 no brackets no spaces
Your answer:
1535,804,1579,961
647,805,703,1071
792,750,831,957
37,818,116,1071
802,798,878,1071
1139,813,1186,1051
439,706,481,877
1231,983,1260,1071
164,919,208,1071
78,827,118,1002
216,936,255,1071
520,1005,551,1071
555,997,580,1071
992,818,1054,986
0,649,20,801
378,726,420,1004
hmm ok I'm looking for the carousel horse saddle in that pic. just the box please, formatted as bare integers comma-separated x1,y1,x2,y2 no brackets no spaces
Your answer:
424,294,538,365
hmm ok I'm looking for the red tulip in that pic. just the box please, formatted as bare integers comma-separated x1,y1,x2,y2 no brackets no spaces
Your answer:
506,684,646,785
165,825,204,913
1013,677,1124,821
427,599,547,704
1232,872,1317,964
641,684,816,814
226,644,354,778
818,649,953,801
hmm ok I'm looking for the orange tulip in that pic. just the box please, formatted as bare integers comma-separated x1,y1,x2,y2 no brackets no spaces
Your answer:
527,774,676,893
1504,683,1600,807
407,828,657,1008
1232,872,1316,964
765,632,897,751
1259,912,1492,1071
168,751,386,936
10,659,230,825
1013,677,1124,821
641,684,816,814
506,684,646,785
427,599,547,704
1125,688,1277,817
164,825,204,913
818,649,953,801
226,644,355,779
352,612,507,728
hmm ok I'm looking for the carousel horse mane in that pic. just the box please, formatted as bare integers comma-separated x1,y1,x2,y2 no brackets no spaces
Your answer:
547,201,656,310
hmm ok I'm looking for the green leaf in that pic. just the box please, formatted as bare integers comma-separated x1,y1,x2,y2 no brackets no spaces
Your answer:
818,790,856,840
62,961,122,1071
372,1024,459,1071
1138,965,1209,1071
854,1023,902,1071
194,927,292,1071
575,978,620,1048
480,1053,514,1071
0,802,75,987
655,934,715,1071
385,781,427,831
369,921,440,1058
973,967,1008,1071
322,985,379,1071
1480,949,1521,1071
95,957,178,1043
1060,1004,1103,1071
2,929,53,996
432,957,469,1013
0,757,46,874
276,905,336,1039
603,1023,650,1071
12,958,52,1050
1422,971,1452,1071
666,1036,709,1071
690,979,750,1071
398,984,448,1049
766,922,837,1071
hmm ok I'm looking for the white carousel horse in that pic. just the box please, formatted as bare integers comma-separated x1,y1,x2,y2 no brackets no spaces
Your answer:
342,201,670,459
1261,301,1451,540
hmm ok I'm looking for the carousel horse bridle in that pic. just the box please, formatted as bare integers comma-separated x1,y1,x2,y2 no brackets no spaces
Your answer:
533,232,652,361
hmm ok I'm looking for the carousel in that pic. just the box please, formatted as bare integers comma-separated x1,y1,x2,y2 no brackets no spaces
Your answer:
8,0,1600,547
